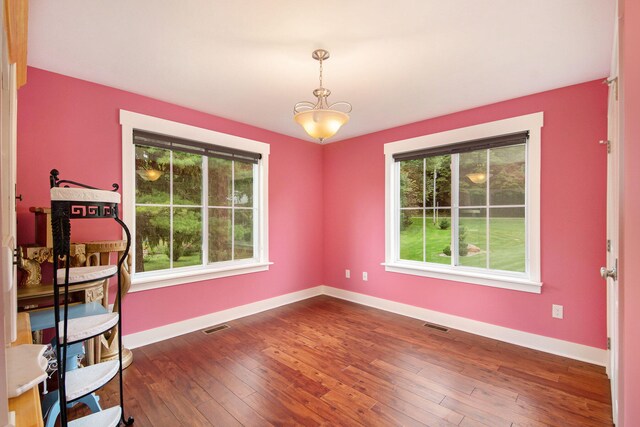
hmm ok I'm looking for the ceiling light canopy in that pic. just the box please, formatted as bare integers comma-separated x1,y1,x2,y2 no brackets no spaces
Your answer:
294,49,352,143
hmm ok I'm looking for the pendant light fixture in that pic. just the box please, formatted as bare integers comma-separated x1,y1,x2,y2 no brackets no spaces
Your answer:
294,49,352,143
136,149,164,182
466,172,487,184
136,168,163,182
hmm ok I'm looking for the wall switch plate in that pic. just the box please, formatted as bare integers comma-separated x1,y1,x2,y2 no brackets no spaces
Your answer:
552,304,564,319
345,269,350,279
362,272,368,281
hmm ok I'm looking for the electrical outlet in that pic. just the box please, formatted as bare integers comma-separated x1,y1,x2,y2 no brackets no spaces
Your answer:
552,304,564,319
362,272,368,281
345,269,350,279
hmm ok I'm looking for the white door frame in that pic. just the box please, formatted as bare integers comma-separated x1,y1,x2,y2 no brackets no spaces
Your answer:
604,15,620,425
0,4,19,424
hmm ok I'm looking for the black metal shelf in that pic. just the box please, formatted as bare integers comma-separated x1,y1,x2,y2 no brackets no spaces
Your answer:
50,169,133,427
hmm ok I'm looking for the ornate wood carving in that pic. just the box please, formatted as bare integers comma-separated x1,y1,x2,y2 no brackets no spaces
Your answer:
83,286,104,303
17,244,86,288
84,240,133,368
100,253,132,368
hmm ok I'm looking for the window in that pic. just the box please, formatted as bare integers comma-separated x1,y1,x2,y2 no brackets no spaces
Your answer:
384,113,543,293
121,111,271,291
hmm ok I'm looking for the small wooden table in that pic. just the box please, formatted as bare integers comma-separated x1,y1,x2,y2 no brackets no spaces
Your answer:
8,313,44,427
17,225,133,368
18,280,107,365
18,280,106,310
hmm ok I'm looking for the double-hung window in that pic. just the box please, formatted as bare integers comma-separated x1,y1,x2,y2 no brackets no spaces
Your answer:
384,113,543,293
120,110,270,291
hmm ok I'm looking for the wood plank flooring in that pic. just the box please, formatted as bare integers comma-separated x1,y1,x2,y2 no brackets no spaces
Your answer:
73,296,613,426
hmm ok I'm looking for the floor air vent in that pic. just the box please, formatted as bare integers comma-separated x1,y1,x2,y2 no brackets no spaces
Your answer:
423,322,449,332
202,324,230,334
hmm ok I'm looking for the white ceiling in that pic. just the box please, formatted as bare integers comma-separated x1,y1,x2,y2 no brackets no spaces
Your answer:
27,1,615,143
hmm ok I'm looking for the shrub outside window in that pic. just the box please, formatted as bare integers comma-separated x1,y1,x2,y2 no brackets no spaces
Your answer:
398,144,526,273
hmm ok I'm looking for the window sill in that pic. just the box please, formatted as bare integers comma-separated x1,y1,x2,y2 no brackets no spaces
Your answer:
382,262,542,294
130,261,273,293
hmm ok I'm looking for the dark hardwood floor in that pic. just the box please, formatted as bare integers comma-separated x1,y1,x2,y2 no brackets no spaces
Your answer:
75,296,613,426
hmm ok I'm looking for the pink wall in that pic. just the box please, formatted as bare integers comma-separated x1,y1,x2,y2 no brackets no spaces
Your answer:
17,68,609,351
17,67,324,334
619,0,640,424
323,80,608,348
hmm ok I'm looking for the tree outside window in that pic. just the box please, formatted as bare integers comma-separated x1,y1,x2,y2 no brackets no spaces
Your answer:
135,145,256,274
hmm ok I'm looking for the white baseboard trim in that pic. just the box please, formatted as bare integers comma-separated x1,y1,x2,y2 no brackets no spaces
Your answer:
123,286,324,349
122,284,606,367
320,285,607,367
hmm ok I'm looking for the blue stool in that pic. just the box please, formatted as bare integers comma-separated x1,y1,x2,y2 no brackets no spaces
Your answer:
40,341,102,427
29,302,109,332
29,302,108,427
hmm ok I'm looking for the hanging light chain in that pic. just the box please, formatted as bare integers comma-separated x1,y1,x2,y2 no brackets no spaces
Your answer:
318,56,324,88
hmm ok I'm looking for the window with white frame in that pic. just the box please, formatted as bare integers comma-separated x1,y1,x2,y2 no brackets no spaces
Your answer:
384,113,543,293
120,110,270,291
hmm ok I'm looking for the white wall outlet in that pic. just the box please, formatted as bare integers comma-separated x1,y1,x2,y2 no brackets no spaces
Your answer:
362,272,368,281
552,304,564,319
345,269,350,279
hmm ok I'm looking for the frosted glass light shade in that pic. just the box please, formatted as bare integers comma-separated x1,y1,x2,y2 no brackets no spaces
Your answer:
466,172,487,184
294,109,349,142
136,169,163,181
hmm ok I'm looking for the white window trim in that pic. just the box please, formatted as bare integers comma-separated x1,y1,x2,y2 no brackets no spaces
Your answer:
383,112,543,293
120,110,271,292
